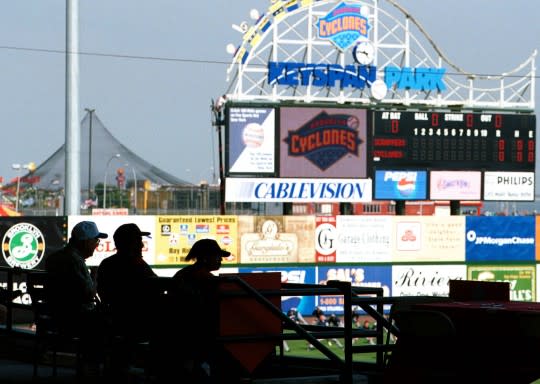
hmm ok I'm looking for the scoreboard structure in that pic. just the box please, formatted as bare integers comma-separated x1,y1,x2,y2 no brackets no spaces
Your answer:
371,111,536,172
224,104,536,202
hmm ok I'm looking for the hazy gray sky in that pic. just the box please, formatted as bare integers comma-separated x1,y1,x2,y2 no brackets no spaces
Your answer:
0,0,538,186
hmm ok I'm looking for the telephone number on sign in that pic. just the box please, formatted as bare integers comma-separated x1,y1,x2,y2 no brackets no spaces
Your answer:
319,296,344,306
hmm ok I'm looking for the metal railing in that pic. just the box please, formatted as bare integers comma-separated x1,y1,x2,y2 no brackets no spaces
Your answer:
1,267,411,383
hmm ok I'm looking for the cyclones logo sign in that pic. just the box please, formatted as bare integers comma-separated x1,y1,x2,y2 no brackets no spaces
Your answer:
283,111,363,170
2,222,45,269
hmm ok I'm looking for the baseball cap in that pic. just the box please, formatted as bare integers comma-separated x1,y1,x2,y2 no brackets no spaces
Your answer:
113,223,151,244
71,221,108,241
185,238,231,261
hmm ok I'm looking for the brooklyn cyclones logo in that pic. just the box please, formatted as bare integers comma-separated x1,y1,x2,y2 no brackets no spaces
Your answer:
284,111,363,170
2,222,45,269
316,2,371,51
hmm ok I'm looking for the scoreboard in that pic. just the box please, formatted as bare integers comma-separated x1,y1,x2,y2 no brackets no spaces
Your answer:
371,111,536,171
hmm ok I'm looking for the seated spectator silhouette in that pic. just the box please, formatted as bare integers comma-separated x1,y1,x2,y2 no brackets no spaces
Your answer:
153,238,230,383
45,220,108,375
96,223,157,376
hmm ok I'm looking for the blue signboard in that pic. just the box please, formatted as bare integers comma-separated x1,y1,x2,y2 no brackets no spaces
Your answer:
465,216,535,262
239,266,316,316
316,265,392,315
374,170,427,200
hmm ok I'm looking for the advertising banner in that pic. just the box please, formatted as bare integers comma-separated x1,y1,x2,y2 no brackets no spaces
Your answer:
238,216,315,264
316,265,392,315
429,171,482,200
335,216,392,263
239,266,316,315
468,265,536,302
0,216,66,270
391,216,466,262
483,171,535,201
465,216,535,262
315,215,337,263
69,215,156,266
392,265,466,297
536,217,540,261
374,170,427,200
279,107,368,178
227,107,276,175
0,217,66,307
225,177,372,203
154,215,238,265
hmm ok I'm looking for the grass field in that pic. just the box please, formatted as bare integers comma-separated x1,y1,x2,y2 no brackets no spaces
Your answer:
281,333,378,363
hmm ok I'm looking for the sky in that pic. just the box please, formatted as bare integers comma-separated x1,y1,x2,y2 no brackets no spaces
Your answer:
0,0,538,188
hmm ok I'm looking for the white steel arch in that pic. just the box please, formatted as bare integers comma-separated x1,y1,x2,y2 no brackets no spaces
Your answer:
225,0,536,111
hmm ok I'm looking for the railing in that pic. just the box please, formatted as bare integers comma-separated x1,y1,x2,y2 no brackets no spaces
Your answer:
218,276,400,383
1,266,409,383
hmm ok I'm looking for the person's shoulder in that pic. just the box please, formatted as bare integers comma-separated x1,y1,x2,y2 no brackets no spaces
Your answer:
97,253,119,269
48,245,70,258
45,246,72,268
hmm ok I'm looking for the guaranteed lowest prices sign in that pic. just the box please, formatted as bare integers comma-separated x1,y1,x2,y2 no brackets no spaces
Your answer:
154,215,238,265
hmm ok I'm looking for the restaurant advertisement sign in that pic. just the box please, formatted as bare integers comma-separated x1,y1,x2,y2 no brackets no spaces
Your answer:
468,265,536,302
392,265,466,297
238,216,315,264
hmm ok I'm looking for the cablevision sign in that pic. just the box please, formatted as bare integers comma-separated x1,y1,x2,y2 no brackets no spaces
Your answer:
225,178,372,203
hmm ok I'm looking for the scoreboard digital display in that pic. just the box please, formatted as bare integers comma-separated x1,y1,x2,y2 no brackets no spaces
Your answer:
371,111,536,171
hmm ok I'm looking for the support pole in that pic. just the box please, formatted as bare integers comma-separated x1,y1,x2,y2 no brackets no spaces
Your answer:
65,0,81,215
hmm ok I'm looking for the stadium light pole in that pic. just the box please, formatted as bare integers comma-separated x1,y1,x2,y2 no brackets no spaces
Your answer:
103,154,120,209
211,96,226,215
85,108,95,201
132,167,137,214
126,163,138,213
12,162,32,213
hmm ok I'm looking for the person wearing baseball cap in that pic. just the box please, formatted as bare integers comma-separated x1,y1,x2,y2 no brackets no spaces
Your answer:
157,239,231,382
45,220,108,314
96,223,156,374
44,220,108,370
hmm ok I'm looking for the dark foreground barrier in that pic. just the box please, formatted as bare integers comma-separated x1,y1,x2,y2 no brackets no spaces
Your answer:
1,266,411,383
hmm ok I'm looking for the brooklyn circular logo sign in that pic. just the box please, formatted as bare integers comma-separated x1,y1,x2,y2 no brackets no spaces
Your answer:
2,222,45,269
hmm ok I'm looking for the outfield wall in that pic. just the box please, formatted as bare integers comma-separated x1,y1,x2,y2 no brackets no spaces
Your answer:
0,215,537,316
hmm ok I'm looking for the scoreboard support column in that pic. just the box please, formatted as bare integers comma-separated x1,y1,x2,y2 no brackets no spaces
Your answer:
395,201,406,215
450,200,461,215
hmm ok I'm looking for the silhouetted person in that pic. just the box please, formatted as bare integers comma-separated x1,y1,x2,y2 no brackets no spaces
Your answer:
45,220,108,374
96,223,157,376
154,238,230,383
